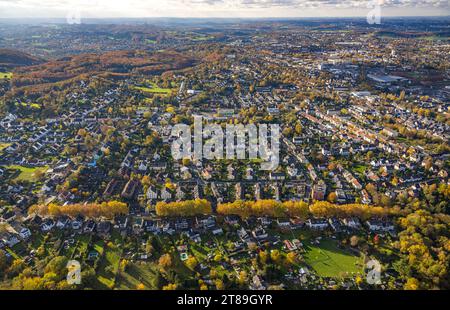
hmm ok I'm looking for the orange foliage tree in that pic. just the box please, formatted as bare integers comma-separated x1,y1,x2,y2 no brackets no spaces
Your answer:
29,201,128,219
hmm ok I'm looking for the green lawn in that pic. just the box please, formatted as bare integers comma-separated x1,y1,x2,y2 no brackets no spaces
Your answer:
93,240,105,255
303,239,363,278
191,36,214,41
94,244,121,288
134,82,174,95
70,234,91,260
30,232,45,249
0,72,12,79
0,143,11,152
418,35,450,41
6,165,48,182
353,164,367,174
115,262,160,290
118,247,196,289
190,243,211,262
16,102,41,109
5,247,21,260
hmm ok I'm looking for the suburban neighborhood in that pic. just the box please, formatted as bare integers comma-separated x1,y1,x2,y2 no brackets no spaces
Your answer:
0,13,448,292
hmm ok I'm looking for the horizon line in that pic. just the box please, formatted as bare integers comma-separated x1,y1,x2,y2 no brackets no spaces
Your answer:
0,15,449,20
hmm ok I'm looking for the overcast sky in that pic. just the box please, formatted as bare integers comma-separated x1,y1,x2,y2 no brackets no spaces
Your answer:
0,0,449,18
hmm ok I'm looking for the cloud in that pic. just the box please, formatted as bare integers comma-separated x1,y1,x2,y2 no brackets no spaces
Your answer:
1,0,449,8
176,0,450,8
0,0,448,17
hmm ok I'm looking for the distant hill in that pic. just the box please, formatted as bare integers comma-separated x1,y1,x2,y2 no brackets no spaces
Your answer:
10,50,196,90
0,49,44,69
374,30,450,40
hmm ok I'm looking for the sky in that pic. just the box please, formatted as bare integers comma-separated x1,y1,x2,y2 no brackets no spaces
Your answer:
0,0,449,18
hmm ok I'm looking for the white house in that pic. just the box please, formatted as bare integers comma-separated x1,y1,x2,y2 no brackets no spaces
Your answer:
41,219,55,232
306,219,329,230
366,219,395,232
1,232,20,247
160,188,172,201
18,227,31,239
146,187,158,200
343,217,361,229
56,217,70,229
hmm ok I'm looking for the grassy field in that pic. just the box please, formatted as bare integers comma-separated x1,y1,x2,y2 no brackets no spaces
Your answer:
116,233,194,290
134,82,174,95
69,234,91,260
352,164,367,174
303,239,363,278
115,262,160,290
0,72,12,79
191,35,214,41
5,247,21,260
279,229,363,278
30,232,45,249
0,143,11,152
16,102,41,109
95,240,122,288
418,35,450,41
6,165,48,182
95,232,123,289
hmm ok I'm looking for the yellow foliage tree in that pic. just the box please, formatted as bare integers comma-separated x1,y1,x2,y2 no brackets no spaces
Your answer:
155,199,212,217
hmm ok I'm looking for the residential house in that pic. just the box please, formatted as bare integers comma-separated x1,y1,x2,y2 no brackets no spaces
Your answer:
306,218,329,230
224,215,240,225
41,219,55,232
252,227,268,240
366,219,395,232
342,217,361,230
56,216,70,229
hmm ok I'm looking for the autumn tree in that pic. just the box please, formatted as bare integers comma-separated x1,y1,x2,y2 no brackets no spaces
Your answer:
158,254,173,270
215,279,225,290
185,256,198,270
162,283,177,290
350,235,359,247
404,278,420,290
327,192,337,203
396,210,449,289
270,250,281,263
155,199,211,217
286,252,298,265
237,271,248,286
29,201,128,219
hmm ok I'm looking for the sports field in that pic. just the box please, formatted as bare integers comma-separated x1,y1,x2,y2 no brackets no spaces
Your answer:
304,239,364,278
134,82,174,95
